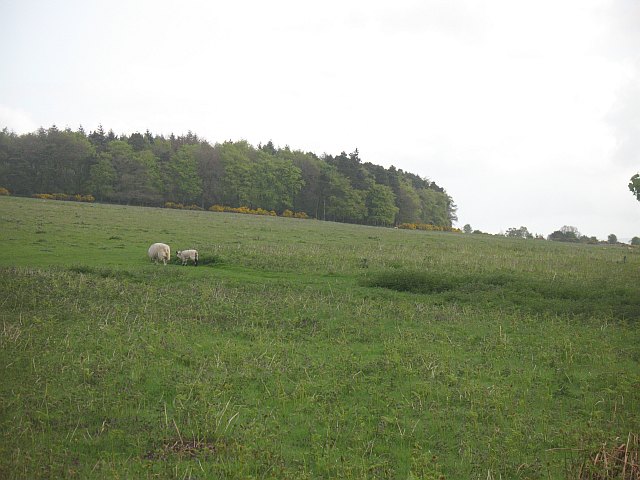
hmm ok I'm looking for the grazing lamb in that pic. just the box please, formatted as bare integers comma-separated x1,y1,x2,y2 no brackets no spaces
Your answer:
148,243,171,265
176,249,198,266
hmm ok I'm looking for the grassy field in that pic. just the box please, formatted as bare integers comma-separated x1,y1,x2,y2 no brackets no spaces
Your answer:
1,196,639,479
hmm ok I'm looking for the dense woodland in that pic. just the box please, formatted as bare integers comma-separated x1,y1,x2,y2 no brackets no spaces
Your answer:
0,125,457,227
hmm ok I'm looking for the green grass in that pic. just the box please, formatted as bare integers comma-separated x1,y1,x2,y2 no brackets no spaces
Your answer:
1,196,639,479
363,269,640,319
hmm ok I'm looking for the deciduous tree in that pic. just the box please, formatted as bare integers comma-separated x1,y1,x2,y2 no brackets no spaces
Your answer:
366,183,398,226
630,173,640,201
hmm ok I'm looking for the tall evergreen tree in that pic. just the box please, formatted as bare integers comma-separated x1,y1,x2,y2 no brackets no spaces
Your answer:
88,124,107,153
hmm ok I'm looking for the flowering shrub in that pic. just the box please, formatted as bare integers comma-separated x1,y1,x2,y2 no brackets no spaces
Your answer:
399,223,417,230
281,210,308,218
164,202,203,211
209,205,307,219
254,208,277,216
0,187,10,196
398,223,461,233
32,193,95,202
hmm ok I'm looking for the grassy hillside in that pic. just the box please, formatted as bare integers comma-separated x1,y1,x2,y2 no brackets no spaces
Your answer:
1,196,639,479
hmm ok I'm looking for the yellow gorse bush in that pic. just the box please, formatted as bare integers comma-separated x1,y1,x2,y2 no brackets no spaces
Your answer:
208,205,309,219
208,205,277,216
282,210,308,218
398,223,461,233
0,187,10,196
32,193,95,202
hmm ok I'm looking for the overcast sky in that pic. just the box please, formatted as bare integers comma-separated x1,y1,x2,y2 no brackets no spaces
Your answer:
1,0,638,239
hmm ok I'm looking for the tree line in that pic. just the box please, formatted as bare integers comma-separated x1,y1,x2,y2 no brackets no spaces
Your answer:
0,125,457,227
462,223,640,246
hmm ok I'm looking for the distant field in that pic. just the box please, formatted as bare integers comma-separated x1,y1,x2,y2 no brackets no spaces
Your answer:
1,196,639,479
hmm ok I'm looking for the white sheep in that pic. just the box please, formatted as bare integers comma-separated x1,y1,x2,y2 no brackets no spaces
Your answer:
148,243,171,265
176,249,199,266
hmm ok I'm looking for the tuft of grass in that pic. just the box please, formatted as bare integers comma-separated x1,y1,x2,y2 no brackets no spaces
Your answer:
571,433,639,479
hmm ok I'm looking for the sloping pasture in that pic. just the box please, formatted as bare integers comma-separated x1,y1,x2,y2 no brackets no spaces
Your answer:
1,196,639,478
